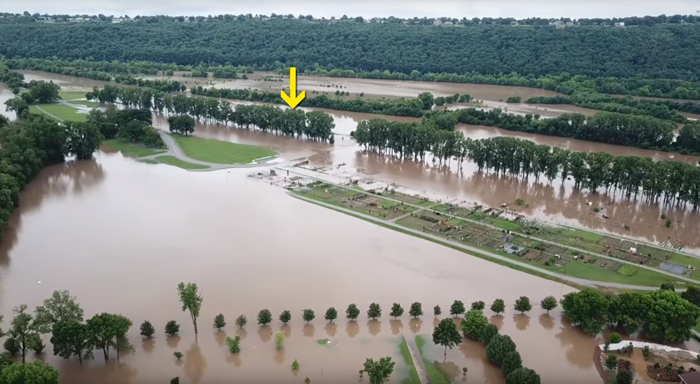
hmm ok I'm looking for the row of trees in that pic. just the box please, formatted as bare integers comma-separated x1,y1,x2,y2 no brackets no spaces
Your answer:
303,67,700,100
561,288,700,341
1,59,186,92
190,86,427,117
0,115,103,241
423,108,694,152
0,63,24,89
4,80,61,117
433,299,549,384
527,94,700,123
86,86,336,143
352,120,700,207
1,19,700,80
191,85,699,154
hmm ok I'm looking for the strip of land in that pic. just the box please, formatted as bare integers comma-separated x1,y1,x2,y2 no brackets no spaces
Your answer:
275,166,698,290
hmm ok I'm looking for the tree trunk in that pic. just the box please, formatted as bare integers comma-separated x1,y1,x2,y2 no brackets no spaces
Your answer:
103,346,109,361
193,318,198,335
444,345,447,361
78,353,83,365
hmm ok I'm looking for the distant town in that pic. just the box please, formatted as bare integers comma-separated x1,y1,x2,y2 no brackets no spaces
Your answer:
0,11,699,27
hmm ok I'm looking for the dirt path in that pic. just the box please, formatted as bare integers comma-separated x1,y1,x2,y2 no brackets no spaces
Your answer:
280,166,697,287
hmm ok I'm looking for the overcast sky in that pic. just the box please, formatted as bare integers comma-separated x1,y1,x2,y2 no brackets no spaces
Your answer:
3,0,699,19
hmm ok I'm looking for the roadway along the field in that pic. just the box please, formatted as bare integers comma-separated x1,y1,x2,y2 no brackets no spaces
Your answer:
280,166,697,287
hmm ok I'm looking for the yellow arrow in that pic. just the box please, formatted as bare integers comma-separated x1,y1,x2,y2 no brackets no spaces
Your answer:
280,67,306,108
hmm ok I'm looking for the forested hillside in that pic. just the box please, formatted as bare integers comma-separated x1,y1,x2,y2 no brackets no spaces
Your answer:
1,19,699,79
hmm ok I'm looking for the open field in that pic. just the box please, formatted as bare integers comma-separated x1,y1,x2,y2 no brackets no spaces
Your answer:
154,155,210,170
29,103,87,121
59,90,88,100
103,139,166,158
171,134,277,164
291,179,686,287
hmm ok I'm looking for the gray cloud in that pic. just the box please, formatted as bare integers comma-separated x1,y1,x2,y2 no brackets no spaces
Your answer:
3,0,699,19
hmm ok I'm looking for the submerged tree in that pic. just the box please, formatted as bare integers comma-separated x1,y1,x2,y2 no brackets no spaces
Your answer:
346,304,360,320
51,320,93,364
324,307,338,323
409,302,423,318
540,296,558,314
363,357,395,384
432,318,462,359
165,320,180,336
235,315,247,329
390,303,404,319
491,299,506,315
514,297,532,314
140,321,155,339
367,303,382,320
449,301,466,317
35,290,84,332
177,282,203,335
302,309,316,324
7,304,42,363
213,314,226,330
257,309,272,326
279,310,292,324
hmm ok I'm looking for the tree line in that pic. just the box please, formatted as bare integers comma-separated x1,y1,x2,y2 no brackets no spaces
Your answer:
424,108,700,154
526,94,700,123
561,287,700,341
302,67,700,101
352,120,700,207
86,106,163,148
0,116,103,241
1,19,700,80
191,86,427,117
86,86,336,143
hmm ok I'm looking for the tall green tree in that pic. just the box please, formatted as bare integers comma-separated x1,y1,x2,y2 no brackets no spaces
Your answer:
409,302,423,318
50,320,93,364
257,309,272,326
346,304,360,320
561,289,611,335
363,357,395,384
432,318,462,359
177,282,203,335
7,304,42,363
514,297,532,314
461,309,489,341
389,303,404,319
505,367,541,384
0,360,58,384
35,290,84,332
486,334,517,367
490,299,505,315
540,296,558,314
324,308,338,323
86,313,131,361
368,303,382,320
449,301,465,317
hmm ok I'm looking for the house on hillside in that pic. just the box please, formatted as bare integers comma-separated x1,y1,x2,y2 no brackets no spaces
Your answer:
433,19,443,26
614,21,625,27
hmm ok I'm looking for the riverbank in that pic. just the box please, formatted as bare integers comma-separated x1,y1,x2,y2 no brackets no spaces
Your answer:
255,165,700,289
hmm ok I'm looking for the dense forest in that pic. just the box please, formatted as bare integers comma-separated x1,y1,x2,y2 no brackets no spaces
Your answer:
352,119,700,207
1,19,700,80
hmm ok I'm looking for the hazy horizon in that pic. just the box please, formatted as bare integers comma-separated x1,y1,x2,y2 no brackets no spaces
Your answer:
2,0,699,19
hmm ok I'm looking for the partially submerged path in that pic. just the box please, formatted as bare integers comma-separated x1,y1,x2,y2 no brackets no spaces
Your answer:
138,131,281,172
34,105,64,122
280,166,698,287
403,335,430,384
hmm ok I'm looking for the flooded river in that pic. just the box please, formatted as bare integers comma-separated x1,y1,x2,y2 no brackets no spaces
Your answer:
0,154,604,384
5,71,700,249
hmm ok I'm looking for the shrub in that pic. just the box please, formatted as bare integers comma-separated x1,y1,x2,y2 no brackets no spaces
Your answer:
173,351,184,360
165,320,180,336
609,333,622,344
274,332,285,350
225,336,241,354
292,359,300,370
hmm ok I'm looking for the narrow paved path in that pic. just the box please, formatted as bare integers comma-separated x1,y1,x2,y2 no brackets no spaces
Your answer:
291,193,671,292
282,167,698,287
137,131,283,172
390,209,424,223
403,335,430,384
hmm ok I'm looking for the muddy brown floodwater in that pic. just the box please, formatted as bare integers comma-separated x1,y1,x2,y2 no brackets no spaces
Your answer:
0,153,606,384
6,71,700,249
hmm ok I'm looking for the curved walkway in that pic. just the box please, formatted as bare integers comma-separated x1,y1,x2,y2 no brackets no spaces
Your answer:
139,131,282,172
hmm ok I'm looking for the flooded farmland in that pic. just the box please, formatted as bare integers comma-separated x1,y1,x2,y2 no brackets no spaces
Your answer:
3,70,700,383
0,154,606,384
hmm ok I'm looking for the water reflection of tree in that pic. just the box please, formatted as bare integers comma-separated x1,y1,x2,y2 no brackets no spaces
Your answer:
555,317,597,368
539,314,555,330
274,350,285,365
214,331,226,347
409,318,422,334
226,353,242,367
59,361,138,384
434,360,460,383
183,339,207,384
489,315,504,330
141,339,155,354
513,314,530,331
236,328,248,340
166,335,181,349
345,321,359,338
367,320,381,336
390,320,403,335
257,325,272,342
324,322,337,337
0,159,106,266
280,324,292,338
303,324,315,338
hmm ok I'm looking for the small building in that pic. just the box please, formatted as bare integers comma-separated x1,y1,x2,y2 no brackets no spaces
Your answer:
443,21,453,26
680,371,700,384
433,19,443,26
614,22,625,27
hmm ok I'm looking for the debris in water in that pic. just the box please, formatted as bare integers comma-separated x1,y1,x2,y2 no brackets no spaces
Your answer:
38,281,41,284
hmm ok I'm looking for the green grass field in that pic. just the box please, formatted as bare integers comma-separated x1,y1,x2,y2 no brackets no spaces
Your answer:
155,155,209,170
670,254,700,270
171,135,276,164
567,228,605,243
398,338,421,384
29,104,87,122
67,100,98,107
59,90,88,100
139,159,158,164
103,139,166,158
